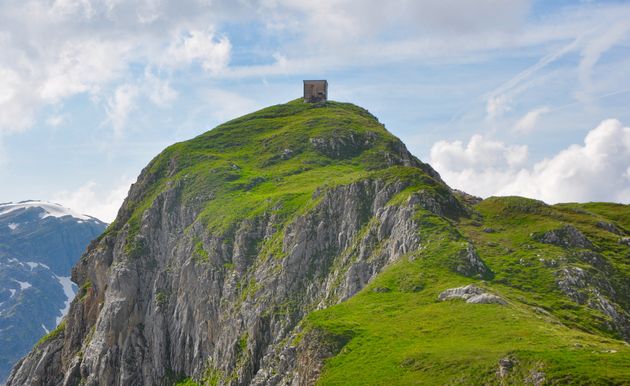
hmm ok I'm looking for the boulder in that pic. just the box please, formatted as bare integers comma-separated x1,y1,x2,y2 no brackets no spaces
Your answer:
438,284,506,305
533,225,593,249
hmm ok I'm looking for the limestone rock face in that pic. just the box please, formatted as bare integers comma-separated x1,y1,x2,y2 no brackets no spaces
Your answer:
452,243,493,280
7,142,443,386
596,221,623,235
438,285,506,305
9,101,630,386
6,100,442,386
533,225,593,249
556,263,630,340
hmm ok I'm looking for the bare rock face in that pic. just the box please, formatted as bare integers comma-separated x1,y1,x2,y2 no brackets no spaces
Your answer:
533,225,593,249
452,243,493,280
496,356,514,379
8,100,467,386
438,285,506,305
556,264,630,340
596,221,624,235
309,130,376,159
468,293,507,305
293,328,350,386
6,175,438,386
8,330,65,386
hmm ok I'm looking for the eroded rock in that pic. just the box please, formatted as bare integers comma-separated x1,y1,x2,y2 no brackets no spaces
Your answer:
8,176,437,386
497,356,514,379
533,225,593,249
438,284,507,305
596,221,623,235
453,243,493,280
556,265,630,340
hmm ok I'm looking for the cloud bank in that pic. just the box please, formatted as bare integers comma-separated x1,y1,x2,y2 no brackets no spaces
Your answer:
53,178,134,223
430,119,630,204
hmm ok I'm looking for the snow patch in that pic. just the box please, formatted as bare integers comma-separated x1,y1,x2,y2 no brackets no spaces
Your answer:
0,200,95,221
54,275,77,325
9,289,16,297
25,261,50,270
14,280,32,290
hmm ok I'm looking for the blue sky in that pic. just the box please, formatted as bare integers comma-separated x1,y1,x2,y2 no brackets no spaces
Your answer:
1,0,629,221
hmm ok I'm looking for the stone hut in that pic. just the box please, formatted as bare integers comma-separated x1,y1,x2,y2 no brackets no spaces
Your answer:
303,80,328,103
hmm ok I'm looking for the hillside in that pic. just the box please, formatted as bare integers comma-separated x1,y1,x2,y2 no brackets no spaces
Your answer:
7,100,630,385
0,201,106,384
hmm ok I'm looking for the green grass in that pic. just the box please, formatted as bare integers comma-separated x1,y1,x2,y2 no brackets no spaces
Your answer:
92,99,630,384
105,99,443,257
36,321,65,347
78,280,92,301
305,197,630,385
193,239,210,262
173,377,199,386
309,262,630,385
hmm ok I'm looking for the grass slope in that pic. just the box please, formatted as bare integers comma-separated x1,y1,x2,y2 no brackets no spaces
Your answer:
104,99,630,385
308,199,630,385
104,99,441,255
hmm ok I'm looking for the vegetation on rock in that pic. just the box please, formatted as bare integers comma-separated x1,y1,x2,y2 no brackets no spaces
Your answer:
7,100,630,386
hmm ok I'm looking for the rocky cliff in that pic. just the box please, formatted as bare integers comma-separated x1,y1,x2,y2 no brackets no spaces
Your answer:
8,101,630,385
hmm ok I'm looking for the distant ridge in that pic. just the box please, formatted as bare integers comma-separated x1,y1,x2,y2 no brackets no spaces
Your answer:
0,202,106,383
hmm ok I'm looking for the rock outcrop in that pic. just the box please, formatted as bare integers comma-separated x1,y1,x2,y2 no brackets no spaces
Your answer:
438,284,506,305
7,101,630,386
7,101,462,386
533,225,593,249
556,263,630,340
452,243,493,280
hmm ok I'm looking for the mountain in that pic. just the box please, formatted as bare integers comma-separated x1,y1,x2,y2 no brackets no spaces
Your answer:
8,100,630,385
0,201,106,384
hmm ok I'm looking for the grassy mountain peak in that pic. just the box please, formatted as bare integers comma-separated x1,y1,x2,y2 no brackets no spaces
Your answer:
23,99,630,386
117,100,629,384
108,99,443,244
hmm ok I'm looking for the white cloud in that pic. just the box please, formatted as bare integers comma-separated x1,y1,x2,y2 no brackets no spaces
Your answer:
0,66,36,132
430,135,527,171
483,39,579,121
106,84,139,137
265,0,531,43
0,67,19,105
0,139,6,167
0,0,628,136
53,178,134,222
39,39,134,103
430,119,630,203
513,106,550,133
104,71,178,134
430,135,528,198
486,95,512,120
165,29,231,74
46,114,67,127
0,1,238,134
203,89,259,122
144,68,178,107
577,21,630,104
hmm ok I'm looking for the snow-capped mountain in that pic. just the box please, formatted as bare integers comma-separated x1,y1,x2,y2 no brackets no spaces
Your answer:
0,201,106,384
